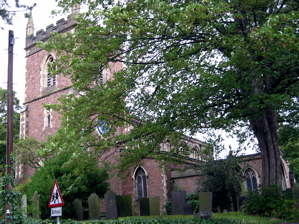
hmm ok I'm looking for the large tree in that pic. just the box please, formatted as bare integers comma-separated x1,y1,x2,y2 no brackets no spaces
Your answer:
43,0,299,185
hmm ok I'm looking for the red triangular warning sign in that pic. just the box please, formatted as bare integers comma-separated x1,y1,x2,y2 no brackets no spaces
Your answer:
48,180,65,208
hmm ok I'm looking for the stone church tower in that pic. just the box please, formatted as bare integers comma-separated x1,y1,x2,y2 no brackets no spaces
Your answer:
18,10,78,178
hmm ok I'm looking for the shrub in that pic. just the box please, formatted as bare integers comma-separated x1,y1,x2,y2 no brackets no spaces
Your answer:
23,217,240,224
0,174,24,224
242,185,298,220
186,192,199,213
197,153,242,212
22,151,109,219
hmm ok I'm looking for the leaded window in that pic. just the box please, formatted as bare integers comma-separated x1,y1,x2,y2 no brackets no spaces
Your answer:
135,167,147,199
245,168,258,191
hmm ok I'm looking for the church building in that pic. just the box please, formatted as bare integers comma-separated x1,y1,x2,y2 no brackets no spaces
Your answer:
18,6,292,215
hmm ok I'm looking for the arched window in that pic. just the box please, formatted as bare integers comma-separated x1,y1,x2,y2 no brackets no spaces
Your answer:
178,141,188,155
193,146,200,160
46,56,56,87
245,168,258,191
41,54,57,93
47,114,51,128
44,109,52,129
135,167,147,199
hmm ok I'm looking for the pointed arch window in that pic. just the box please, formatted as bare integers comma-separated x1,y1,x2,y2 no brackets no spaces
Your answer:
245,168,258,191
193,146,200,160
47,114,51,128
46,56,56,87
41,54,57,94
44,109,52,129
135,167,147,199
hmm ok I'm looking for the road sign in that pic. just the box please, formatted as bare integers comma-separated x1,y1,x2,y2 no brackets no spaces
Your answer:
48,180,65,208
51,207,62,217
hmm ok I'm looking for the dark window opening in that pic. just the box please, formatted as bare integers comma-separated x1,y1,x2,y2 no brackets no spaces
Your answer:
135,167,147,199
47,56,56,87
47,114,51,128
245,169,257,191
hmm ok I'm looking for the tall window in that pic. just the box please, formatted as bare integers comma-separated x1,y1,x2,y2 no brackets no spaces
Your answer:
47,114,51,128
47,56,56,87
41,54,57,93
135,167,147,199
44,109,52,129
245,168,258,191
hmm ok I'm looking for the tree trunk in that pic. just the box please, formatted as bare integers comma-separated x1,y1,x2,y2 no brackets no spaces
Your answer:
249,108,282,186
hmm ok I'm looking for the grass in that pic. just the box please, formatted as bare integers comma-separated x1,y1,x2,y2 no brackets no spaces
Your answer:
214,212,293,224
117,212,294,224
62,212,297,224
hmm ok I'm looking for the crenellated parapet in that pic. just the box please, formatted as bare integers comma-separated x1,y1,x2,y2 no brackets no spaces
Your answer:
25,15,77,57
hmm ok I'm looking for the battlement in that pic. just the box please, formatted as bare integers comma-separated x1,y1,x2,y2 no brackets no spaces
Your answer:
25,15,77,56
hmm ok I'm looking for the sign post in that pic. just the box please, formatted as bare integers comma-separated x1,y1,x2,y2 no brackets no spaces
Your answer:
48,180,64,224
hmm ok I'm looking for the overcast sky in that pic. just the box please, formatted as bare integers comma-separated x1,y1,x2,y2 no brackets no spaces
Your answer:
0,0,59,104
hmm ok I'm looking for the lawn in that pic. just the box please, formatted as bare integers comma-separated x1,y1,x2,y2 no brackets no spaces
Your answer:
214,212,293,224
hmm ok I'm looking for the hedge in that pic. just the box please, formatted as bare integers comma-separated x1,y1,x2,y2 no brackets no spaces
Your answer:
23,217,240,224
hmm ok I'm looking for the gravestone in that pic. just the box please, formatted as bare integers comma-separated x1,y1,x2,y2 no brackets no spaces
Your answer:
294,183,299,208
140,197,160,216
149,196,160,216
171,191,186,215
184,203,193,215
116,195,133,217
22,195,27,217
139,198,150,216
32,191,40,219
105,190,118,220
73,199,84,221
194,192,213,219
88,193,101,220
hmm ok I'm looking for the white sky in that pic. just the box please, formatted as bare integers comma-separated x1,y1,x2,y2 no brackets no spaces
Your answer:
0,0,60,104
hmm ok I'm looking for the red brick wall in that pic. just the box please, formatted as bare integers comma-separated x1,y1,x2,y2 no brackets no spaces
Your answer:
240,154,263,189
25,92,65,141
121,159,168,215
173,176,198,193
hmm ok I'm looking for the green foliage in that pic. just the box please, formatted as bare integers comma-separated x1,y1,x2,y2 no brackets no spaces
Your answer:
14,138,47,169
23,150,109,219
0,87,21,174
0,174,24,223
23,216,240,224
198,153,242,211
185,193,199,214
43,0,299,184
242,185,298,220
278,125,299,179
214,212,288,224
0,1,34,26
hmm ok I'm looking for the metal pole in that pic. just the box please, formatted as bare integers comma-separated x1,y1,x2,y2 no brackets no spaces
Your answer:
56,217,60,224
5,30,14,224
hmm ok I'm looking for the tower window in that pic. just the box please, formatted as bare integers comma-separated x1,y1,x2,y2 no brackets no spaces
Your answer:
47,56,56,87
44,110,52,129
47,114,51,128
41,54,57,94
